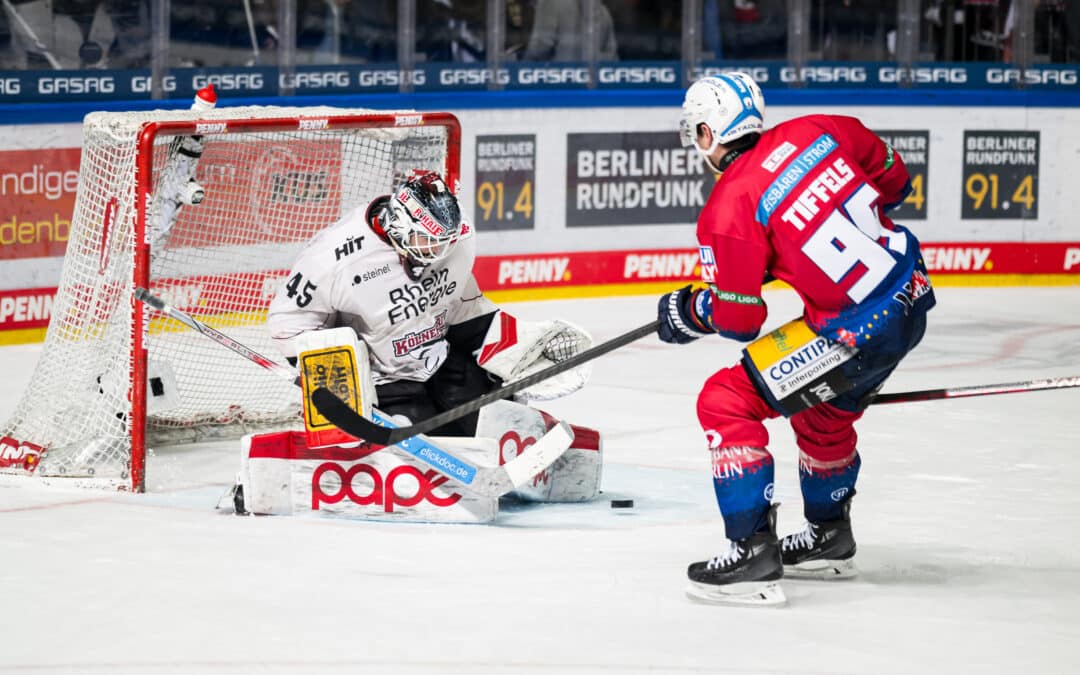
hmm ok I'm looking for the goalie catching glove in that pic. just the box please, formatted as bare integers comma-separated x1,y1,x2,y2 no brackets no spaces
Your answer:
476,310,593,401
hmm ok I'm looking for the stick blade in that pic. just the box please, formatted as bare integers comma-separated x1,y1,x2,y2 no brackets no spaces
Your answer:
311,387,395,445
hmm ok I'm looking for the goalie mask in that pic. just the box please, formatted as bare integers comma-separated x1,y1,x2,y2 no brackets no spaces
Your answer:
380,173,462,278
679,72,765,171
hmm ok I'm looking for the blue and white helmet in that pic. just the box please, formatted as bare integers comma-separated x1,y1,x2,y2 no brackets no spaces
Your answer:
679,72,766,159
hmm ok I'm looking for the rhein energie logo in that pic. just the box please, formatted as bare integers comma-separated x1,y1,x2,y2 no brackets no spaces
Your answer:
387,268,458,324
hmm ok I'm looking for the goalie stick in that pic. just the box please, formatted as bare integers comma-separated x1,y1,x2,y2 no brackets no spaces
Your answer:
869,375,1080,405
133,287,572,497
310,319,662,445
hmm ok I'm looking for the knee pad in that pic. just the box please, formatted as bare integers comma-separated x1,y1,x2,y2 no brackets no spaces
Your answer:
790,402,862,462
476,400,601,502
798,450,860,523
696,365,777,449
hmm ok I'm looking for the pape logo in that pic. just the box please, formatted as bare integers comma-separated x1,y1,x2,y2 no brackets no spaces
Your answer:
0,436,43,472
498,431,548,487
311,462,462,513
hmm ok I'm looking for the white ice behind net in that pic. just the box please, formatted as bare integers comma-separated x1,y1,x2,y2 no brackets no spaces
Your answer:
0,105,450,488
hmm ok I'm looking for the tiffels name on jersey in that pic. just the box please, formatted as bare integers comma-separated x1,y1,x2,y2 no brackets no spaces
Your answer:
778,156,856,231
624,252,699,280
392,311,448,356
497,257,570,285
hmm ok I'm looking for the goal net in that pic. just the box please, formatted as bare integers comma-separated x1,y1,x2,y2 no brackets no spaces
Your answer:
0,102,460,491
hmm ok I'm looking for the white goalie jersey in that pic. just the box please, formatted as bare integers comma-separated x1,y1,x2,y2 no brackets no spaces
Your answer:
267,206,496,384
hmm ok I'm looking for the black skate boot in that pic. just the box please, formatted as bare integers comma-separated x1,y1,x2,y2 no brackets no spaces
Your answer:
685,505,786,607
781,498,857,579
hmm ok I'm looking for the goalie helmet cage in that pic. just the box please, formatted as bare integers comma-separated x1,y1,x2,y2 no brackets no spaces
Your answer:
0,106,461,492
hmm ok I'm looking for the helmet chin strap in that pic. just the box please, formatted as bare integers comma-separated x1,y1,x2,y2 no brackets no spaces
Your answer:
695,135,745,174
694,133,726,173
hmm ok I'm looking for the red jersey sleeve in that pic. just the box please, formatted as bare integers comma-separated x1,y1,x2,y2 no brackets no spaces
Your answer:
818,115,911,211
697,187,769,341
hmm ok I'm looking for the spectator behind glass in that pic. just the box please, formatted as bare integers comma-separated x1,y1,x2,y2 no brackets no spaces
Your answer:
818,0,896,61
524,0,618,61
925,0,1009,62
705,0,786,60
1,0,148,69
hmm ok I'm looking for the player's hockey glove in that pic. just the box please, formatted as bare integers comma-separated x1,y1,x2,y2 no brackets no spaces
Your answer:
657,285,715,344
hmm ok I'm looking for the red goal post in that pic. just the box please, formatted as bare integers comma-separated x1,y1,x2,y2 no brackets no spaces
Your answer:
1,105,461,492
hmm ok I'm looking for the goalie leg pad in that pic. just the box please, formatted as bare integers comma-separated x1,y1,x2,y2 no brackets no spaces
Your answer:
476,400,602,502
237,430,499,523
294,327,377,449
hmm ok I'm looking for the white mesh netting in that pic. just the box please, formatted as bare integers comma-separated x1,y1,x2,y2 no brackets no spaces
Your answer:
0,105,453,489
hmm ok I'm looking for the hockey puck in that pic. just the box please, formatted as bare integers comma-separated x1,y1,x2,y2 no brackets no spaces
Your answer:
610,499,634,509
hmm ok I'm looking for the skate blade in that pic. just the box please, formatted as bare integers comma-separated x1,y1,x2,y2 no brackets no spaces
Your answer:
685,580,787,607
784,557,857,580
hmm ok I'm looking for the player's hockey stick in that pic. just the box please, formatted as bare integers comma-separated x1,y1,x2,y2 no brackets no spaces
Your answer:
869,375,1080,405
133,287,573,497
311,320,662,445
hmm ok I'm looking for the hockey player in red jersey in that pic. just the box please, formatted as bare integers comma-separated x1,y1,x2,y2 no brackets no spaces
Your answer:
657,73,936,606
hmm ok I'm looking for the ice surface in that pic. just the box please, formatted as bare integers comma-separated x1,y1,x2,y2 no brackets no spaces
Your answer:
2,286,1078,674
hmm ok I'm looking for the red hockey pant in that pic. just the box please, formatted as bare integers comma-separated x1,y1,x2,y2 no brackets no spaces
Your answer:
696,364,863,462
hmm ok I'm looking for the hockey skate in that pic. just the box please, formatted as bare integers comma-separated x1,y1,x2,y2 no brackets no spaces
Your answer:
685,506,786,607
781,499,857,580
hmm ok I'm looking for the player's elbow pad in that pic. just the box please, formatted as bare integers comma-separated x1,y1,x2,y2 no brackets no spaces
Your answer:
882,179,913,214
708,288,767,342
